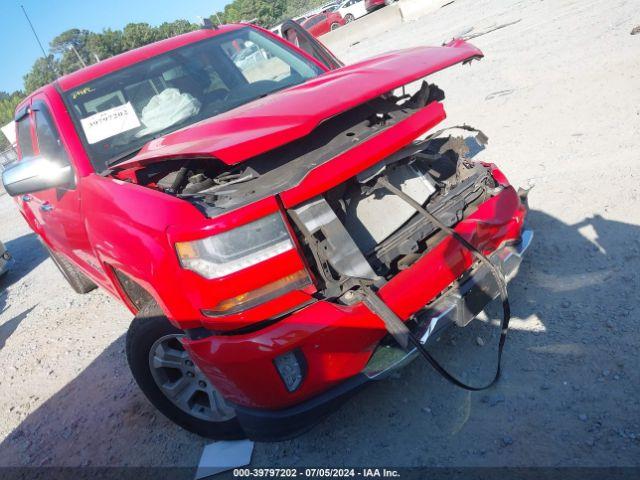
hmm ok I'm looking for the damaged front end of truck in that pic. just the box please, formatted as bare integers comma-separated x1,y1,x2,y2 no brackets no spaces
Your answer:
110,36,531,438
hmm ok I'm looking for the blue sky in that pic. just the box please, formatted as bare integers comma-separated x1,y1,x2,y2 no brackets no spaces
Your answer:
0,0,229,92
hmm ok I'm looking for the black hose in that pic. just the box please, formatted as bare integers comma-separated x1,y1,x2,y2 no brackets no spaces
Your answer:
377,177,510,391
170,162,191,193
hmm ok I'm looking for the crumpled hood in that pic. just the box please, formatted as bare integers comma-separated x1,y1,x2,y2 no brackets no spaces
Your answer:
118,39,482,169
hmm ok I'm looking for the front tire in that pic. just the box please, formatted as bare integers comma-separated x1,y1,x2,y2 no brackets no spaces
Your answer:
126,303,244,439
330,22,341,31
344,14,355,23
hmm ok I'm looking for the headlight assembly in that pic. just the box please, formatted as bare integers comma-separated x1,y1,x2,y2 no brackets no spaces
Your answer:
175,213,294,279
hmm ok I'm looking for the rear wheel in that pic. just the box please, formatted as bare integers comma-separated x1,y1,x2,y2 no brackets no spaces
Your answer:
330,22,341,31
344,14,355,23
126,303,244,439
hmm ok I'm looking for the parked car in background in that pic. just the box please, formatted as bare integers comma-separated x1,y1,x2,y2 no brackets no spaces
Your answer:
231,41,268,70
332,0,368,22
365,0,396,13
301,12,346,37
316,1,341,13
0,241,10,277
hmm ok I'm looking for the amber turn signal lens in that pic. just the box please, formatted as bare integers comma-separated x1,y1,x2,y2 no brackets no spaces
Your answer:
175,241,198,260
203,270,311,316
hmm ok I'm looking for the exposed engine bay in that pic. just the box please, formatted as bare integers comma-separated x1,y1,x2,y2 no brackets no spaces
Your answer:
287,132,500,298
328,136,496,275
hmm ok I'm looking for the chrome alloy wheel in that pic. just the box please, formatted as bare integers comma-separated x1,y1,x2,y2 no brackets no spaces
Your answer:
148,334,235,422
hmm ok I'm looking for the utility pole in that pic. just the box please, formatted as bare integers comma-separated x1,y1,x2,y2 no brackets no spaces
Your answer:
20,4,58,77
68,44,88,68
20,4,47,58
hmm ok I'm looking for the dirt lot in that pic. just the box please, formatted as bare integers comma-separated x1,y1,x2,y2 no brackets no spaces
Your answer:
1,0,639,472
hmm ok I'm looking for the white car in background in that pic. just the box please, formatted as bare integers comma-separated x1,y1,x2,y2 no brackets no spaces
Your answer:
332,0,367,22
314,1,341,14
0,241,10,277
231,42,268,70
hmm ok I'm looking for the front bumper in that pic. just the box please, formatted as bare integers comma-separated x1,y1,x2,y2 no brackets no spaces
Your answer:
234,228,532,440
363,228,533,379
236,228,533,439
182,186,528,437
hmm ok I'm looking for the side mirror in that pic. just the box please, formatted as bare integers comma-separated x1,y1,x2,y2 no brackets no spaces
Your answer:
1,156,74,197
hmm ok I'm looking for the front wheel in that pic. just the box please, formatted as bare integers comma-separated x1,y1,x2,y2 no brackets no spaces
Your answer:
344,14,355,23
330,22,341,31
126,303,244,439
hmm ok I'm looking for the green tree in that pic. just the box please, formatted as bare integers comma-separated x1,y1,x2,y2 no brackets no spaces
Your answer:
121,22,158,51
210,0,329,28
0,91,25,149
87,28,124,63
23,55,59,94
155,20,198,39
50,29,93,74
283,0,328,19
85,29,124,61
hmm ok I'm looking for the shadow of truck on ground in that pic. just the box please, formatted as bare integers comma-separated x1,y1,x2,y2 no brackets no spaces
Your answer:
0,233,48,294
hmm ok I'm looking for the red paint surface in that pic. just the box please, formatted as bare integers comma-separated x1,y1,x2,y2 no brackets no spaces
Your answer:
365,0,387,11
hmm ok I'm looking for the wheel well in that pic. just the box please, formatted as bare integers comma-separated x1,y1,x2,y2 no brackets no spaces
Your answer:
112,268,155,312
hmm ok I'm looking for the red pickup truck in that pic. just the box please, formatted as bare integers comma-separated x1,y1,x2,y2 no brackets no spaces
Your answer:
2,22,531,440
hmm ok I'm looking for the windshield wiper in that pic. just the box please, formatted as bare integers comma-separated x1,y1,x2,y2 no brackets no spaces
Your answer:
105,129,175,168
259,81,299,99
106,146,145,168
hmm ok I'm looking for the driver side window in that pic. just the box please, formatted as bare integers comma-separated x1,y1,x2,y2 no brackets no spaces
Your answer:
34,103,70,166
16,114,35,160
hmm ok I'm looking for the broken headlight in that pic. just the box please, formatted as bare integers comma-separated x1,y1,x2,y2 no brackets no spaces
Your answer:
175,213,294,279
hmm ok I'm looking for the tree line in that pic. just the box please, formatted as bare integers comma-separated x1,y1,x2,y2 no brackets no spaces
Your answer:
0,0,328,150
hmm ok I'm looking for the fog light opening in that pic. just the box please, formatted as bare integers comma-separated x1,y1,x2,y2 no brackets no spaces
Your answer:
274,350,306,392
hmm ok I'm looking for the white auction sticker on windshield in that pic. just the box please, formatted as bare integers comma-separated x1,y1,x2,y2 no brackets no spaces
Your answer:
80,102,141,144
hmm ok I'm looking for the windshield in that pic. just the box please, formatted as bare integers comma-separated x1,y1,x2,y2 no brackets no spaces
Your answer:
63,27,323,171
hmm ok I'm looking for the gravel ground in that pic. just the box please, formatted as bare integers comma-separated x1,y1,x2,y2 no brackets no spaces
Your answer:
0,0,639,471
